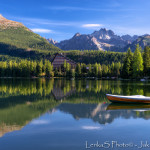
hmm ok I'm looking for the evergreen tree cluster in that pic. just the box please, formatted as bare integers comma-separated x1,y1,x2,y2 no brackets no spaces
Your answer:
121,44,150,78
53,61,121,78
0,59,122,78
0,59,53,77
65,50,125,64
0,44,149,79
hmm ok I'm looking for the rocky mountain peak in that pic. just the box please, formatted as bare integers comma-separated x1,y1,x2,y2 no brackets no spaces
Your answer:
107,29,115,36
91,28,115,40
47,28,139,52
99,28,111,33
98,28,118,38
0,14,9,23
73,32,81,37
99,28,107,32
0,14,6,20
121,34,138,42
47,38,58,45
0,14,23,28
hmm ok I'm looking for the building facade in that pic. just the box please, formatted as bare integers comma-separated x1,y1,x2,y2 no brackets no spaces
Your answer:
51,53,76,69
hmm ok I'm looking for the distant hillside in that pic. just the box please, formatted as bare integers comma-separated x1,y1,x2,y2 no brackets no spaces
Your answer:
125,35,150,51
48,28,138,51
0,14,60,55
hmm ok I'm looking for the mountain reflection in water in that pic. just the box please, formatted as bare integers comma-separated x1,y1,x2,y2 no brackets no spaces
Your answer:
0,79,150,138
57,103,150,125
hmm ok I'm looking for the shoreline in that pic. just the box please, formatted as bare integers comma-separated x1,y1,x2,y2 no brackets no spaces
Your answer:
0,76,149,81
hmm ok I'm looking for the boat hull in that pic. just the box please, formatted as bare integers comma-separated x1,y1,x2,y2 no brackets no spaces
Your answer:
106,95,150,104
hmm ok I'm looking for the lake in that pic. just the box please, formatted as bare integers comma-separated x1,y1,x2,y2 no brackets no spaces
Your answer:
0,79,150,150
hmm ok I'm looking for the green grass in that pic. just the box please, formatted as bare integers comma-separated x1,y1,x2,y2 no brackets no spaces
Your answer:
0,26,60,51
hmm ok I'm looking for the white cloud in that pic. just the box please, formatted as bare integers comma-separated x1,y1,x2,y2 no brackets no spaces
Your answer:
82,126,102,130
46,6,136,12
82,24,103,28
30,120,50,125
31,28,53,33
10,16,103,29
11,16,75,26
47,6,88,11
46,6,104,11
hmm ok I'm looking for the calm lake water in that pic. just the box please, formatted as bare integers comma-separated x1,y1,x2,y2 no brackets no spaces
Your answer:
0,79,150,150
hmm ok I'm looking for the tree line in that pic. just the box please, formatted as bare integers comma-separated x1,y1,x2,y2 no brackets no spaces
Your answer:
0,44,149,79
122,44,150,78
65,50,125,64
0,59,54,77
0,59,122,78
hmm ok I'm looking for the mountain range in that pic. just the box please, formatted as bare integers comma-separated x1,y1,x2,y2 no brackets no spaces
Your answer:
0,14,150,53
48,28,150,52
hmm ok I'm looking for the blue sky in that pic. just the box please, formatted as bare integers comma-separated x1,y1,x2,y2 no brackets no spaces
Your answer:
1,0,150,41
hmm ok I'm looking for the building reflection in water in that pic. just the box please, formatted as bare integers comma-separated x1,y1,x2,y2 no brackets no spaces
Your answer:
0,79,150,137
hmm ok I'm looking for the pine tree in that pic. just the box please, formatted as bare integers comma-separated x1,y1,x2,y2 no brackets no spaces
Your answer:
30,61,36,76
111,62,115,76
71,69,75,78
12,61,17,77
66,63,71,72
98,63,102,78
66,63,71,77
46,61,53,77
127,48,133,77
143,46,150,76
114,62,121,77
102,64,108,77
133,44,143,78
8,60,13,77
127,47,133,60
94,63,98,77
122,48,133,78
36,60,43,77
76,63,81,77
81,63,86,74
88,64,92,77
42,60,46,73
122,57,130,78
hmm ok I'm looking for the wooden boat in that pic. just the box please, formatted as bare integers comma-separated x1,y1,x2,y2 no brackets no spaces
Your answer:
106,94,150,104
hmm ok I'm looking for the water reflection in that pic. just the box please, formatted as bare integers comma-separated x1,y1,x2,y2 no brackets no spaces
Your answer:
0,79,150,98
0,97,59,137
56,103,150,125
0,79,150,138
107,103,150,110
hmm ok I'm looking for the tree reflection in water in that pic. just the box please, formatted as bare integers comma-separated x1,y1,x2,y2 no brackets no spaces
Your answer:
0,79,150,137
